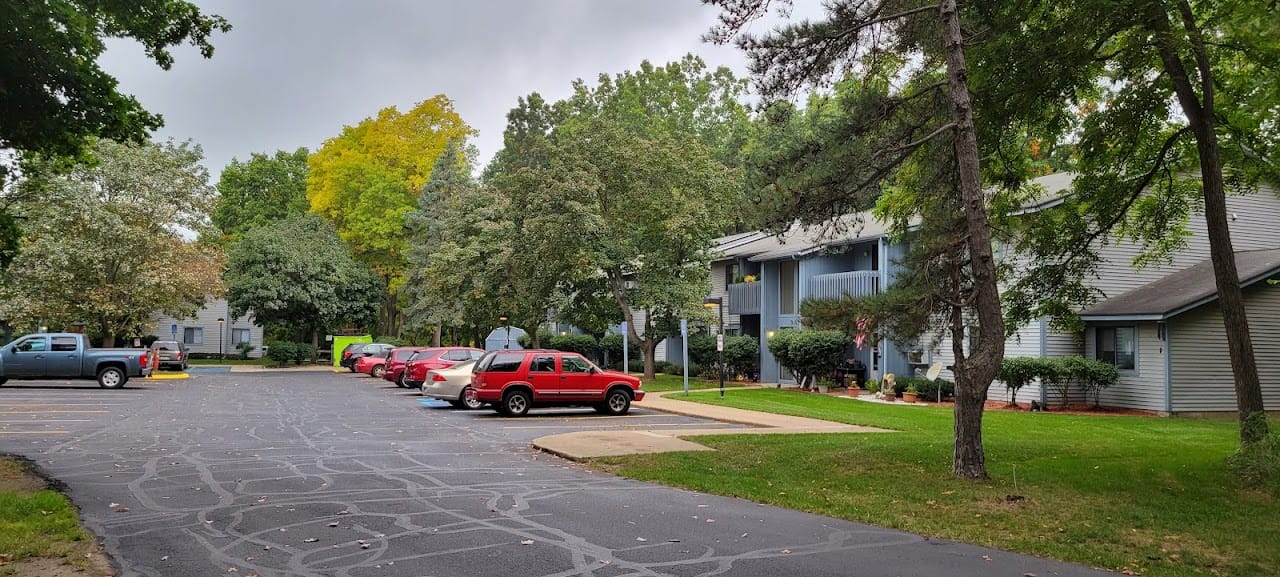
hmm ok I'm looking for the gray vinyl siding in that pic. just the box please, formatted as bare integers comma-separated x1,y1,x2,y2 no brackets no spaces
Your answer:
1083,322,1167,411
984,320,1044,404
149,298,265,358
709,261,742,332
1169,281,1280,412
624,309,668,363
1088,193,1280,300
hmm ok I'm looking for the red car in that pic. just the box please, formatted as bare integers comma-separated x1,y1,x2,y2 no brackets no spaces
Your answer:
354,349,393,378
402,347,485,389
381,346,431,387
471,349,643,417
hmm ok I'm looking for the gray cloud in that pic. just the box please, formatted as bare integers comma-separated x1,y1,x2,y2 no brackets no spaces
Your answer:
96,0,794,182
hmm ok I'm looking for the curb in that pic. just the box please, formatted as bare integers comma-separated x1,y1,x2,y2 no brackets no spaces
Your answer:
144,372,190,381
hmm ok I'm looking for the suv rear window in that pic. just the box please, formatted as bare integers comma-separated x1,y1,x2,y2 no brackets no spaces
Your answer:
482,352,525,372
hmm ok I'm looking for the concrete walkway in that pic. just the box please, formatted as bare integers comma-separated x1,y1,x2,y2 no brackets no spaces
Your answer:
532,388,891,460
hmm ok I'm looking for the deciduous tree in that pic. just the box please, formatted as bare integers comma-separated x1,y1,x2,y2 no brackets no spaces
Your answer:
0,139,224,345
307,96,475,336
212,148,311,241
224,214,381,349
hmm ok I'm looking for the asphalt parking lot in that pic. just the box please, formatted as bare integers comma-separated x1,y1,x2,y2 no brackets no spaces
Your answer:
0,370,1113,577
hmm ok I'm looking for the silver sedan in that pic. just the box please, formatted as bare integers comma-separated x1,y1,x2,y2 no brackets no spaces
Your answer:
420,359,483,409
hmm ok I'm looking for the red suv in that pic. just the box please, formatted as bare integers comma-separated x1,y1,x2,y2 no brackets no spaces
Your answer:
471,350,644,417
402,347,484,389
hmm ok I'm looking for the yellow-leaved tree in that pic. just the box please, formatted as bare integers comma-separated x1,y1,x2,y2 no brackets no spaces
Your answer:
307,95,474,335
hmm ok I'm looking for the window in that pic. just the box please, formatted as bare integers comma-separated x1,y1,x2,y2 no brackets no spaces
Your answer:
443,349,473,361
232,328,250,345
779,260,798,315
1096,326,1136,371
51,336,78,352
531,355,556,372
725,262,740,287
183,327,203,345
485,352,525,372
562,355,592,373
16,338,46,352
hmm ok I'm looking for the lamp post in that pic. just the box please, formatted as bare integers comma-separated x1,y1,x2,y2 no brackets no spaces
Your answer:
216,318,225,360
703,297,725,398
499,313,510,349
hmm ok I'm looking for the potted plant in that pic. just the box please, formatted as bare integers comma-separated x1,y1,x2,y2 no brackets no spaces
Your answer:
815,377,833,394
847,382,861,397
903,383,919,403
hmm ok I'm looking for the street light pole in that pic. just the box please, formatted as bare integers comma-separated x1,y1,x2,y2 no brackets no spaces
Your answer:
703,297,725,398
499,314,510,349
216,318,225,360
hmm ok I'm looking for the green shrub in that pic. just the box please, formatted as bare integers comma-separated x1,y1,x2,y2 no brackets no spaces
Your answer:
687,334,717,366
235,341,254,360
866,379,880,394
1065,356,1118,407
374,336,405,347
627,359,645,373
892,376,954,400
292,343,315,365
1036,356,1072,409
783,330,850,388
766,330,797,376
662,363,685,376
723,336,759,379
998,357,1041,405
545,333,599,358
266,342,296,366
601,332,641,365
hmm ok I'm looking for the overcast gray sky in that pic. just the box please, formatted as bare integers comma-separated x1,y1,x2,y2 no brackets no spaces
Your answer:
97,1,805,182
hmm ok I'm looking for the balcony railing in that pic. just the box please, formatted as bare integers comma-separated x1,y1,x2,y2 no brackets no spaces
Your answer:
808,270,879,301
727,282,761,315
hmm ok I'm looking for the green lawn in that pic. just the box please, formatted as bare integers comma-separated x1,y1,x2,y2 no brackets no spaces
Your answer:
593,389,1279,577
636,373,742,393
0,459,94,572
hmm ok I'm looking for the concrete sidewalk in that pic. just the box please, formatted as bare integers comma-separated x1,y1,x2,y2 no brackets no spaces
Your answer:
532,388,890,460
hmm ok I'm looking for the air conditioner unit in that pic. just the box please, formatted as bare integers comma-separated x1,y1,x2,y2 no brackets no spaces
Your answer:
623,280,637,289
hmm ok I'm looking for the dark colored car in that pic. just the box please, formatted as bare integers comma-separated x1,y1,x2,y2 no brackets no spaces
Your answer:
471,349,644,417
150,340,189,371
402,347,484,389
341,343,393,372
381,346,430,386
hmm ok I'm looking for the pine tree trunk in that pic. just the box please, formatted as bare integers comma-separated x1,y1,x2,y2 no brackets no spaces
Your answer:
940,0,1002,480
1147,1,1268,446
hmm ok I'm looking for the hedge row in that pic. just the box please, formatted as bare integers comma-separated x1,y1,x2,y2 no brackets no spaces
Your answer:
265,342,317,366
999,355,1119,408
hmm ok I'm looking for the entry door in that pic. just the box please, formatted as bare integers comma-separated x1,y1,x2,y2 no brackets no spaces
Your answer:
5,336,49,377
526,354,560,399
558,355,596,400
46,336,82,377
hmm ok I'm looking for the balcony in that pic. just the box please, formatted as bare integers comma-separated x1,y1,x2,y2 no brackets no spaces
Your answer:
727,282,761,315
808,270,879,301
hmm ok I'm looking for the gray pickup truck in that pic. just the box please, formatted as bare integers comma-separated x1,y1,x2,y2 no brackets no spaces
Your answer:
0,333,152,388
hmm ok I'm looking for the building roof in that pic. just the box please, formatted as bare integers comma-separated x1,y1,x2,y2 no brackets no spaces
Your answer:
709,171,1077,264
1080,248,1280,321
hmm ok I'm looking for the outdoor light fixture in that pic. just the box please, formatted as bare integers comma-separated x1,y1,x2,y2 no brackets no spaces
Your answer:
702,297,725,398
499,313,511,349
216,318,225,360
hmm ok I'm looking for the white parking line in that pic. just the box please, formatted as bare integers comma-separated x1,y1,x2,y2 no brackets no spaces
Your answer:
0,403,127,406
0,431,70,435
0,420,92,423
0,410,108,414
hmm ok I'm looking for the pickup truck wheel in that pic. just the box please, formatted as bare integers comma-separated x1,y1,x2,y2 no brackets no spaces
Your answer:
602,389,632,416
97,367,126,389
501,390,531,417
461,387,484,410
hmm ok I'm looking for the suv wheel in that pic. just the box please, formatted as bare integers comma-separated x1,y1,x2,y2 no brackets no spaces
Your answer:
500,390,531,417
600,389,632,416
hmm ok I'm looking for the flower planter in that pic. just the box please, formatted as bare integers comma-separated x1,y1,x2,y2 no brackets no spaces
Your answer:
847,387,860,397
902,392,919,403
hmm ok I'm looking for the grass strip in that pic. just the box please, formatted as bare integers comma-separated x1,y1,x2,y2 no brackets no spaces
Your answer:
594,388,1279,577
